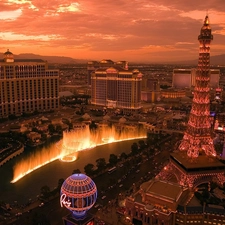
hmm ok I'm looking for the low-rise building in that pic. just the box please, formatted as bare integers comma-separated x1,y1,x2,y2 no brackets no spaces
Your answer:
125,178,225,225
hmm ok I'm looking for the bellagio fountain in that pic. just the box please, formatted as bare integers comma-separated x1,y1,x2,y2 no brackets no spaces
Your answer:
11,122,146,183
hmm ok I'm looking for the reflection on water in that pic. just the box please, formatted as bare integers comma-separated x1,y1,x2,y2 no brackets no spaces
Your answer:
0,138,145,204
12,125,146,183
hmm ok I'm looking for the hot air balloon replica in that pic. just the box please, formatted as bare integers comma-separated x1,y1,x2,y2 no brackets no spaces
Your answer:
60,173,97,225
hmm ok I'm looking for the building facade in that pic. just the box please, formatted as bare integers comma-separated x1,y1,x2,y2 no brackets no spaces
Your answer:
87,59,128,86
172,69,194,89
0,50,59,118
91,64,142,112
172,68,220,89
161,89,186,99
125,179,225,225
141,78,160,103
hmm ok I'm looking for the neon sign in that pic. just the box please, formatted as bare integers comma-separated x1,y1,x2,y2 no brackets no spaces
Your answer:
60,193,72,208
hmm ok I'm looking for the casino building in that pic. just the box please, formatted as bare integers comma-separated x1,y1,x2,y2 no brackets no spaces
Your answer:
91,64,142,113
87,59,128,86
0,50,59,118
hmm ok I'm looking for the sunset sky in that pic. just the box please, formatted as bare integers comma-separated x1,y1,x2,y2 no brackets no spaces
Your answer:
1,0,225,63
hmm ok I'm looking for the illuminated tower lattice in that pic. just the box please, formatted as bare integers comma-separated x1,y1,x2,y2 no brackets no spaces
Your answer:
178,15,216,158
156,16,225,189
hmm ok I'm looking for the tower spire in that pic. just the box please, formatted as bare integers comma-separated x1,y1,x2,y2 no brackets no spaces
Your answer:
204,13,209,25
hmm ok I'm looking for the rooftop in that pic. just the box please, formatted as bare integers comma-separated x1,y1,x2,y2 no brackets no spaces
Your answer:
145,179,184,202
170,151,225,172
1,59,45,63
59,91,74,97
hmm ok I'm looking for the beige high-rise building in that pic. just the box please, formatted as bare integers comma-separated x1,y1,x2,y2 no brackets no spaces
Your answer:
87,59,128,86
91,63,142,113
0,50,59,118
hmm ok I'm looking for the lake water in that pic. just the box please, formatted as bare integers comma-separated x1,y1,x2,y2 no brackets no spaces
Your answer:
0,139,143,205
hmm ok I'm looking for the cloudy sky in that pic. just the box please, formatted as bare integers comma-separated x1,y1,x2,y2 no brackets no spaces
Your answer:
1,0,225,63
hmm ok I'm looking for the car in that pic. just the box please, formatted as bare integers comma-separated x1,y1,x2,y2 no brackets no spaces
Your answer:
94,204,100,208
39,202,44,207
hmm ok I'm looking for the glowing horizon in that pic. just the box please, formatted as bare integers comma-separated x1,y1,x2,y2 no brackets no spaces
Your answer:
11,125,146,183
1,1,225,63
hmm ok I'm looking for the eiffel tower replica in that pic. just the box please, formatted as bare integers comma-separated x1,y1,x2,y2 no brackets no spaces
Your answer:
157,15,225,189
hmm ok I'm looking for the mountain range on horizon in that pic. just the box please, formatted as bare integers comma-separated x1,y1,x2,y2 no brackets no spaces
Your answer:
1,52,225,66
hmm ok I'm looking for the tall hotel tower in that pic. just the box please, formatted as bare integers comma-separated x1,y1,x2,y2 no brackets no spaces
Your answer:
91,63,142,113
0,50,59,118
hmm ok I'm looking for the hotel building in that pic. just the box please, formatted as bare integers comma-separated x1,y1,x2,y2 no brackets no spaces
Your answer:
141,78,161,103
172,69,194,89
87,59,128,85
0,50,59,118
91,64,142,113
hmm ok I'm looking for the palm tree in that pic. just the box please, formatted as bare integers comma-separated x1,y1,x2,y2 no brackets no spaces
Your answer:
120,152,128,161
72,169,81,174
109,154,118,166
131,142,139,155
40,185,51,200
96,158,107,171
84,163,95,176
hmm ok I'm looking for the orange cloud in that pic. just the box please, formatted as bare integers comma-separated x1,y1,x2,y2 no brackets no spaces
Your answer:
0,0,225,63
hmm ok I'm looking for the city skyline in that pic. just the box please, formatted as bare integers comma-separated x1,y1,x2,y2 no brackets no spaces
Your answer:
1,0,225,63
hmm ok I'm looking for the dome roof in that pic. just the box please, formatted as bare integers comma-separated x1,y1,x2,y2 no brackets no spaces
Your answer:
119,117,126,123
103,114,110,120
61,173,97,196
3,49,14,62
82,113,91,120
60,173,97,218
4,49,13,55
